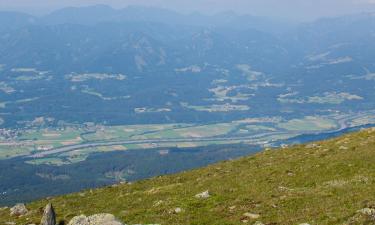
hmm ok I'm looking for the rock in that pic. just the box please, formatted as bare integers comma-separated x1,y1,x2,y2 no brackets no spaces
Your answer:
195,190,210,199
253,222,265,225
358,208,375,216
68,215,88,225
339,146,348,150
243,213,260,219
298,223,311,225
10,203,28,216
68,213,123,225
4,222,16,225
153,200,163,207
86,214,123,225
174,207,182,213
40,203,56,225
278,186,293,192
306,143,318,149
169,207,183,214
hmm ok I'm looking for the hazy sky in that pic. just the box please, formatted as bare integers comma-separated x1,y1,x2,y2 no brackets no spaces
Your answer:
1,0,375,21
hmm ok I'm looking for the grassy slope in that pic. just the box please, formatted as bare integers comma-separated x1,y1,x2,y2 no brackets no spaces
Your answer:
1,128,375,224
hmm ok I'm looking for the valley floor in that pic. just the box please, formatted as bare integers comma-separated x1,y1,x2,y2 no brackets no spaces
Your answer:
2,110,374,167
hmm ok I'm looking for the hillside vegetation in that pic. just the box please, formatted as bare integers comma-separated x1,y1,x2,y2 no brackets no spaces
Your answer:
1,128,375,224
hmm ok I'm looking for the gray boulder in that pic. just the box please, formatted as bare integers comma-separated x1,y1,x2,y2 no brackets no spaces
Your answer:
68,213,123,225
40,203,56,225
10,203,28,216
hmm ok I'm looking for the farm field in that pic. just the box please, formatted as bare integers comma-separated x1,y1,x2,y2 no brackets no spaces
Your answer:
0,111,374,165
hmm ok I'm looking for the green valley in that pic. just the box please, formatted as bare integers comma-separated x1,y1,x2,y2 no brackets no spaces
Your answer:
1,111,374,166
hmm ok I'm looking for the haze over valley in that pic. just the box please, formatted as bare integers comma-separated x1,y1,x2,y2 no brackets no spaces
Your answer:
0,4,375,208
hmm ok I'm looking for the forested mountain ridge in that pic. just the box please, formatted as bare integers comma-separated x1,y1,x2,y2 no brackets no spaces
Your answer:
0,7,374,127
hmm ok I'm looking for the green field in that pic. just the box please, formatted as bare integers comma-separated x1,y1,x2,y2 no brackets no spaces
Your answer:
277,116,338,131
0,112,373,165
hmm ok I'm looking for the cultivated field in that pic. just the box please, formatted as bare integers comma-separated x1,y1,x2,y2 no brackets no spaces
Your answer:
1,111,374,165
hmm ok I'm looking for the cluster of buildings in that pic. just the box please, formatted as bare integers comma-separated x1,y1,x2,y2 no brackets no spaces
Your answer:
0,129,19,140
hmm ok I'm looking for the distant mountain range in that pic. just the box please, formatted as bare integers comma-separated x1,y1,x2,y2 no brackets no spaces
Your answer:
0,5,291,33
0,6,374,127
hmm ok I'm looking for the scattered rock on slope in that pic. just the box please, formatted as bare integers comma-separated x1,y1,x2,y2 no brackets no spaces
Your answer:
358,208,375,216
9,203,28,216
68,213,123,225
40,203,56,225
195,190,210,199
174,207,183,214
243,212,260,219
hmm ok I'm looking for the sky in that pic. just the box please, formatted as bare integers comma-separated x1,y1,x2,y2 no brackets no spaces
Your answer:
1,0,375,21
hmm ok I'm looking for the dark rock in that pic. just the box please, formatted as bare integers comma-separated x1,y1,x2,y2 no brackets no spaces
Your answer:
40,203,56,225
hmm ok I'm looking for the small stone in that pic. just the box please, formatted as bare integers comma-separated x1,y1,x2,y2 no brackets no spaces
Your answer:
278,186,292,191
174,207,182,213
153,200,163,207
298,223,311,225
4,222,16,225
40,203,56,225
306,143,318,149
10,203,28,216
243,213,260,219
195,190,210,199
253,221,265,225
358,208,375,216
